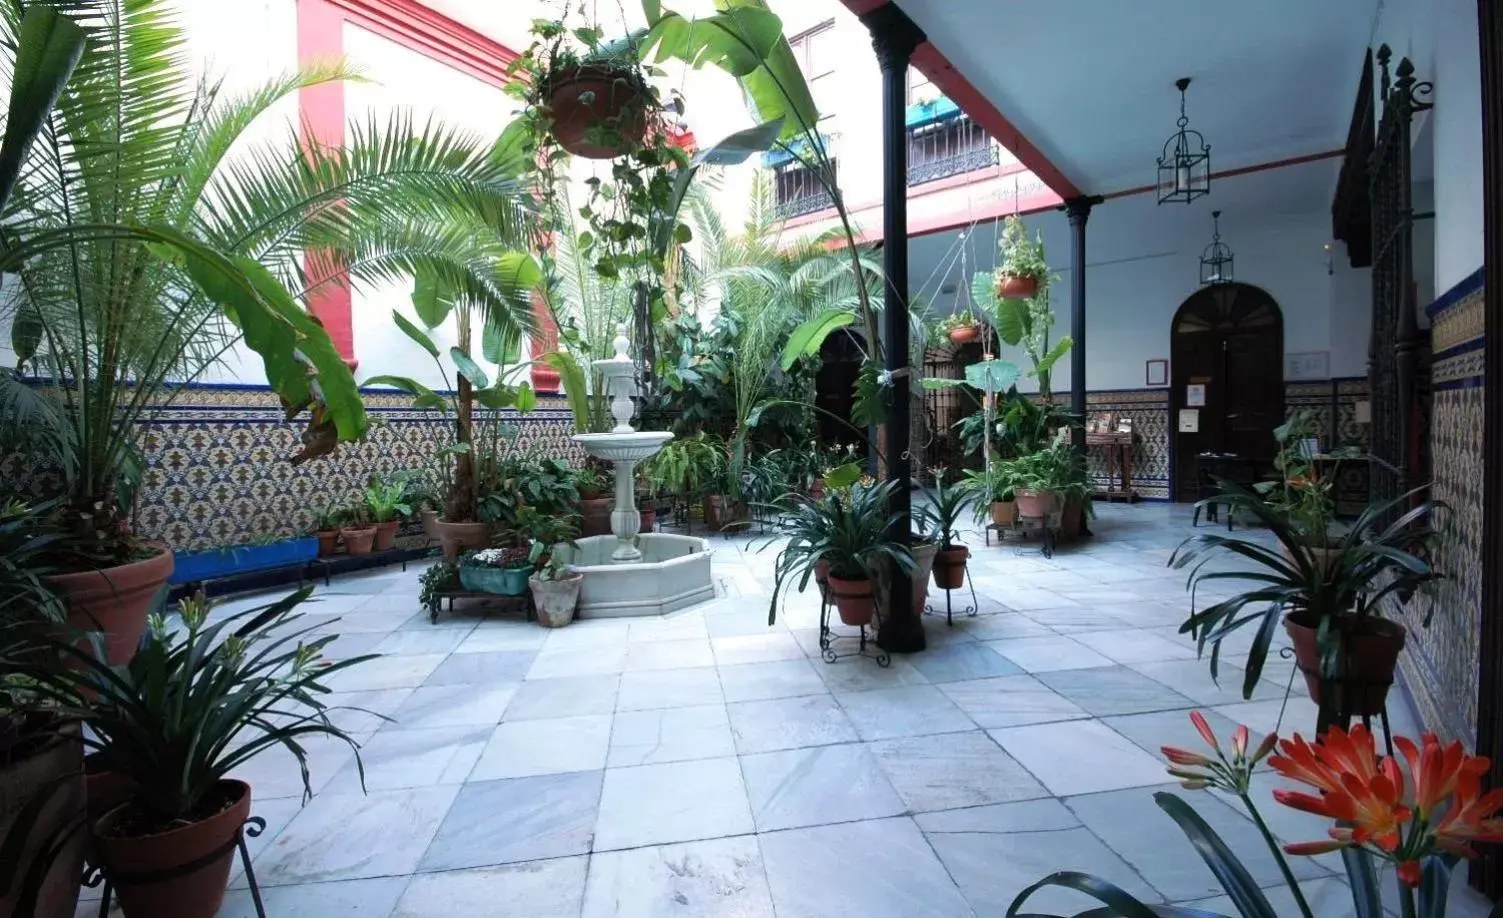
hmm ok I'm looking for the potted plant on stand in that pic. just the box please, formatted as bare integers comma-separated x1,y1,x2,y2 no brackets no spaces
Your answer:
528,543,584,628
3,589,374,918
993,214,1050,300
364,478,412,551
339,507,377,556
310,505,343,557
920,471,972,590
962,464,1019,528
1171,482,1440,731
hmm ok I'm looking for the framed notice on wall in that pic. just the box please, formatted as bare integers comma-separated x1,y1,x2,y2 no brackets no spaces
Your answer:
1145,358,1169,387
1286,350,1331,381
1185,384,1206,407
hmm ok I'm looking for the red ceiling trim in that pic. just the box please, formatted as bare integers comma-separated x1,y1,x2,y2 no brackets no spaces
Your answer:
321,0,518,87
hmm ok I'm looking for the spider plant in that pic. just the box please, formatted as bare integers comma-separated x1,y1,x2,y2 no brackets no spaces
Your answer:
915,470,972,552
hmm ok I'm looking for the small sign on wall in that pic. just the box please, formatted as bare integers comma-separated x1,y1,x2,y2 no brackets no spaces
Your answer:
1178,409,1200,433
1185,384,1206,407
1286,350,1331,381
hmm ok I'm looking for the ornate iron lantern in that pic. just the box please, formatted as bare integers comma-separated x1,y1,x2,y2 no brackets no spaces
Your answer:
1199,210,1234,285
1157,77,1210,205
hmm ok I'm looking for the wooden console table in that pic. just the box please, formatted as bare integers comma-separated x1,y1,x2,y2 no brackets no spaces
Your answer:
1086,431,1138,502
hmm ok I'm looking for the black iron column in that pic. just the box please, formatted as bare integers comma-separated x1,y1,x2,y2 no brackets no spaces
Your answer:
861,2,925,654
1063,196,1101,453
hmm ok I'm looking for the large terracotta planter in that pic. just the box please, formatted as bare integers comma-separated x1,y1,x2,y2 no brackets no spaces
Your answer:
827,575,875,626
92,779,251,918
530,574,583,628
1,722,85,918
639,507,657,533
436,520,489,560
315,530,339,557
1284,612,1406,718
1014,488,1057,520
545,64,649,159
996,274,1039,300
704,495,748,532
947,325,980,344
990,500,1016,527
47,546,174,665
1059,496,1085,540
340,526,376,556
580,497,614,537
419,508,440,542
373,520,400,551
933,546,969,590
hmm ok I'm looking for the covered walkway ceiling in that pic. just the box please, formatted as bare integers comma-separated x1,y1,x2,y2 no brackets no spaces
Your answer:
881,0,1380,196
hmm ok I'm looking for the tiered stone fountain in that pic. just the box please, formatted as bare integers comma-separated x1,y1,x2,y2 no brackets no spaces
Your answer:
565,325,715,617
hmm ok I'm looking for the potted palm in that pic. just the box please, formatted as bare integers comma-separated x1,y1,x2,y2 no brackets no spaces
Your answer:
310,505,343,557
1171,482,1440,727
994,214,1050,300
919,471,972,590
364,479,412,551
5,589,374,918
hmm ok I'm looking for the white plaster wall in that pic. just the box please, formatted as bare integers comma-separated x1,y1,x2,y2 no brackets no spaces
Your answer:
1429,0,1483,290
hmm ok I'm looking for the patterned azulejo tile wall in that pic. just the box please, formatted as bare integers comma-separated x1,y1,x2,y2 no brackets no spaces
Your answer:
132,386,583,552
1391,269,1484,748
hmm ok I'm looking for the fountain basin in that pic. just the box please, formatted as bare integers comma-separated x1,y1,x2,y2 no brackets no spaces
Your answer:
571,431,673,463
559,534,715,618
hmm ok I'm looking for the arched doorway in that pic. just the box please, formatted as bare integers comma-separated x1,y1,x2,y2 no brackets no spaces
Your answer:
1170,283,1284,501
816,328,866,452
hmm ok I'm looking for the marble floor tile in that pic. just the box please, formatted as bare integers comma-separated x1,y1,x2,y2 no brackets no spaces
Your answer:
228,733,363,800
741,743,905,831
392,857,588,918
581,835,775,918
812,655,931,693
373,627,473,656
325,654,447,692
615,666,724,711
759,817,973,918
452,624,549,654
717,659,827,703
628,613,711,643
418,771,602,871
867,730,1047,812
503,674,620,720
704,607,784,638
914,796,1081,835
1178,877,1361,918
543,619,632,649
937,674,1090,729
423,650,536,685
319,688,415,736
594,757,754,850
608,704,734,767
727,694,858,754
255,786,459,884
218,877,408,918
388,681,518,729
929,826,1159,916
1126,658,1292,706
623,638,716,671
712,632,806,666
1101,708,1244,761
526,644,628,679
989,720,1170,796
325,724,489,791
975,589,1082,612
470,714,613,779
1071,628,1200,664
905,640,1022,683
833,685,975,741
984,635,1115,673
1036,665,1199,716
948,613,1055,641
1023,607,1138,633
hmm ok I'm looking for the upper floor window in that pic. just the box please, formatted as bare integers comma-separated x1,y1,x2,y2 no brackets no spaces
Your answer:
772,159,837,221
789,21,836,80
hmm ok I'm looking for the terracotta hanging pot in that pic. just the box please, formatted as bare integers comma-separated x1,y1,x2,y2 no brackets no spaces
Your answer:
545,64,650,159
932,546,969,590
996,274,1039,300
1014,488,1057,520
826,574,875,626
91,780,252,918
1284,612,1406,718
47,547,174,665
435,520,489,560
373,520,400,551
947,325,980,344
314,530,339,557
340,526,376,556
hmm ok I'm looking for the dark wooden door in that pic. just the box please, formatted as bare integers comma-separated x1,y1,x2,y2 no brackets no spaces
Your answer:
1171,284,1284,501
816,329,866,452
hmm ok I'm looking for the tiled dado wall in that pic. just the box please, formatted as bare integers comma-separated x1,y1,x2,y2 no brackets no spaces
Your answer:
127,386,584,552
1391,268,1484,749
1081,379,1372,502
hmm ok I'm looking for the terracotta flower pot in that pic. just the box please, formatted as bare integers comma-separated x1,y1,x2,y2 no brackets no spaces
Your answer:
530,574,583,628
545,64,649,159
947,325,980,344
932,546,969,590
1014,488,1057,520
315,530,339,557
826,575,875,626
996,273,1039,300
704,495,748,532
419,508,440,541
639,507,657,533
580,497,614,537
373,520,400,551
47,546,174,665
340,526,376,555
1,724,85,918
1059,497,1085,540
990,500,1016,527
92,780,252,918
435,520,489,560
1284,612,1406,718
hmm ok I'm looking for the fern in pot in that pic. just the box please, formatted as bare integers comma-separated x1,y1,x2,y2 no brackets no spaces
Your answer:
5,589,376,918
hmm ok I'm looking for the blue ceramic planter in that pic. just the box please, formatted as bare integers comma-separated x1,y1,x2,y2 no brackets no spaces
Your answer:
170,537,318,585
459,563,531,596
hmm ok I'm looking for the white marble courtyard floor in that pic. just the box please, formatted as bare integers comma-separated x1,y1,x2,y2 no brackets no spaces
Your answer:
89,503,1495,917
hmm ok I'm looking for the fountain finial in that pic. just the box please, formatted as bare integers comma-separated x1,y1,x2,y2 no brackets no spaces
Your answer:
612,323,631,361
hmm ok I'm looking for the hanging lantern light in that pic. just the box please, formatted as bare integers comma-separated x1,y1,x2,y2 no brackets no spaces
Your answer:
1157,77,1210,205
1200,210,1234,285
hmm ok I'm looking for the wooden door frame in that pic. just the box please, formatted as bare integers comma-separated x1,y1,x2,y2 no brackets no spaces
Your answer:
1168,283,1286,501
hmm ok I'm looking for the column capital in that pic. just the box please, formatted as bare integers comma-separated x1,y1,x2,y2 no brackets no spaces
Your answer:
1062,194,1103,224
861,3,925,71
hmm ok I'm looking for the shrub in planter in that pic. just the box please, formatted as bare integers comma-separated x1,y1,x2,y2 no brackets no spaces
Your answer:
364,479,412,551
310,505,343,557
917,472,972,591
340,508,377,556
6,590,374,918
458,548,533,596
528,544,582,628
1170,481,1440,728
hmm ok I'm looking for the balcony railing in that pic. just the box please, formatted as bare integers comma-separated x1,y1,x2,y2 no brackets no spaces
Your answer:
906,113,998,186
772,189,837,221
772,159,838,221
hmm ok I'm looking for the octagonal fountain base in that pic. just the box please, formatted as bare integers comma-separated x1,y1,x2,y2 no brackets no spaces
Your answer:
558,533,715,618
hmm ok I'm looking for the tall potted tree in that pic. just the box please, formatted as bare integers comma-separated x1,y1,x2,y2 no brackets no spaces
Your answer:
1,0,540,661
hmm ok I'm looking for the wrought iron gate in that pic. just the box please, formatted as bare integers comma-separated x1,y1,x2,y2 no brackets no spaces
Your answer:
1367,46,1433,515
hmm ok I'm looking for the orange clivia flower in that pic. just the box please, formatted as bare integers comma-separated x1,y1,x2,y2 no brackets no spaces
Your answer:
1190,711,1220,751
1271,725,1411,856
1162,746,1212,767
1431,766,1503,857
1267,733,1344,795
1394,733,1489,819
1396,860,1423,887
1231,724,1249,759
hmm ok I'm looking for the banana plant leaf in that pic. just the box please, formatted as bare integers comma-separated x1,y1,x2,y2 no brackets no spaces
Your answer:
0,6,85,211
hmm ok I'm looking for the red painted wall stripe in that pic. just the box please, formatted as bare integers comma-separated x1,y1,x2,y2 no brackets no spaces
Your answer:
321,0,518,86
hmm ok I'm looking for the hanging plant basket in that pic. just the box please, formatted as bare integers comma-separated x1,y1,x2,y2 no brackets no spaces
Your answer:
545,64,650,160
996,273,1039,300
947,325,980,344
